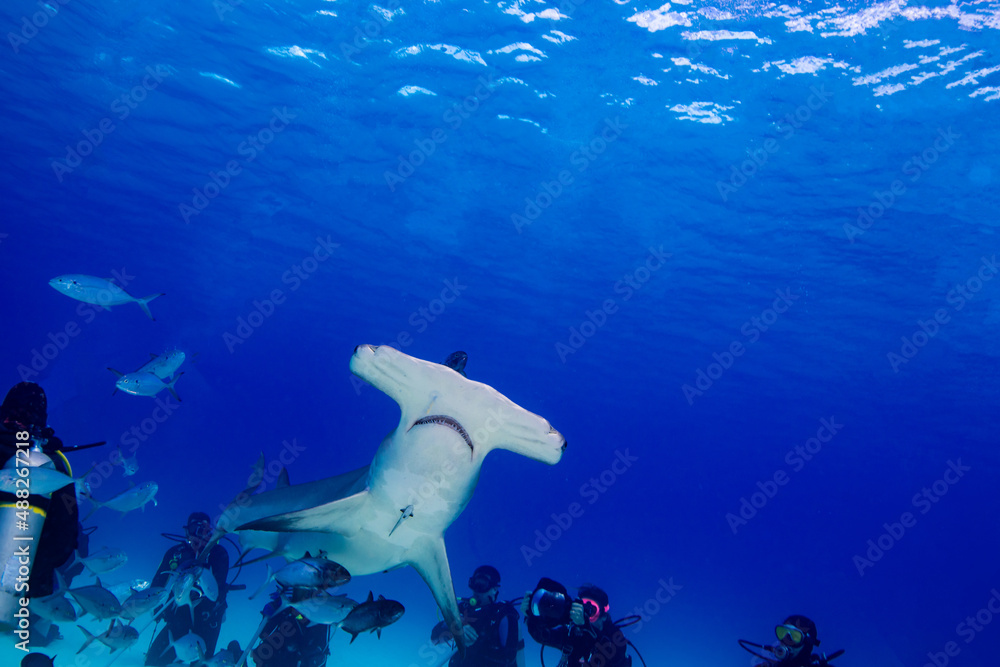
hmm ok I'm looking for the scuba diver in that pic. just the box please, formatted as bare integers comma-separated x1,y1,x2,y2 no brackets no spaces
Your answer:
739,615,844,666
252,589,333,667
431,565,524,667
522,580,634,667
145,512,229,666
0,382,96,641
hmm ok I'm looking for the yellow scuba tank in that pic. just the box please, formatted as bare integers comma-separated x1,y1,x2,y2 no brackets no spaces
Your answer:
0,433,55,637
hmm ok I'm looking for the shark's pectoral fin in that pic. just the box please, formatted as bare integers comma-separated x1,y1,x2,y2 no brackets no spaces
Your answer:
237,491,368,534
408,535,465,657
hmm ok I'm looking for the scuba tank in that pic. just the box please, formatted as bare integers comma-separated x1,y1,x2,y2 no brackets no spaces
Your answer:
0,434,55,635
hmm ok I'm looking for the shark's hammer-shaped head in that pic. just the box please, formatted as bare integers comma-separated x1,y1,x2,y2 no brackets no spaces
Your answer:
351,345,566,466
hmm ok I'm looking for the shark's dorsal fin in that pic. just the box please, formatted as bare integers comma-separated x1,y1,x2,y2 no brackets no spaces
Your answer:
276,467,290,489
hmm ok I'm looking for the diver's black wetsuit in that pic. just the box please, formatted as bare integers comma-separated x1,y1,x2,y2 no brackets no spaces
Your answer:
526,615,631,667
145,542,229,666
432,597,522,667
252,605,332,667
757,653,838,667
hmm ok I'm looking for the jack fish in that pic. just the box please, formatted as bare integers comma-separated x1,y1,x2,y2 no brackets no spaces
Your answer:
83,481,158,519
49,274,163,320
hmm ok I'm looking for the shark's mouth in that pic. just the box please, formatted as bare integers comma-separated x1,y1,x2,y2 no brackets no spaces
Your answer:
409,415,474,455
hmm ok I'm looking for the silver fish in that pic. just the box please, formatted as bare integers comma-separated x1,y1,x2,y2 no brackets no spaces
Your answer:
75,548,128,575
275,555,351,589
138,349,186,379
165,630,206,663
120,586,168,621
108,369,183,401
197,566,218,602
166,565,204,622
78,619,138,654
32,592,77,623
113,444,139,477
0,464,90,496
49,274,163,320
339,591,405,642
287,589,357,626
195,648,238,667
83,481,158,520
68,577,122,620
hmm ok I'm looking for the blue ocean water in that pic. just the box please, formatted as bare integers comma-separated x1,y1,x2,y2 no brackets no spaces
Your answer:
2,0,1000,665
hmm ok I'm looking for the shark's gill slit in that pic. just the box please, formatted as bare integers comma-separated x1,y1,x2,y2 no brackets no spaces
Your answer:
409,415,474,454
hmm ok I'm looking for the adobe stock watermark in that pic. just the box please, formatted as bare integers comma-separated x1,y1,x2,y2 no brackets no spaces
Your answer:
922,588,1000,667
717,85,833,201
726,417,843,535
887,255,998,372
521,448,638,565
852,459,970,576
7,0,71,53
512,116,627,233
555,247,671,363
350,278,467,395
72,396,182,502
682,288,799,404
843,127,960,242
384,75,497,191
627,577,683,635
16,268,136,381
223,236,339,353
51,65,171,182
213,0,244,20
180,107,297,223
118,395,182,452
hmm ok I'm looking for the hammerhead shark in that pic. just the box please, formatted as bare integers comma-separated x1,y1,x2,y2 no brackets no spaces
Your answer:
223,344,566,651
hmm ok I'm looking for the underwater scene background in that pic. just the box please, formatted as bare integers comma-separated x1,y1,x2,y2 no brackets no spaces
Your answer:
2,0,1000,665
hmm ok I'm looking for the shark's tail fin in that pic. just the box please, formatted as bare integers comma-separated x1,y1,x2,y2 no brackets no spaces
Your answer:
137,293,165,321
